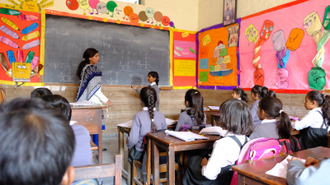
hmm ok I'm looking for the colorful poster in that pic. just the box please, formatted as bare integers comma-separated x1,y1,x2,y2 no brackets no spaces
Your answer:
197,22,239,89
239,0,330,90
0,8,42,86
171,30,196,88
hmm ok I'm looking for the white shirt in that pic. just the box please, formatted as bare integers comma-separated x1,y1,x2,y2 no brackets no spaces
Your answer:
292,107,329,131
150,82,156,86
201,133,247,180
89,88,108,105
261,119,277,124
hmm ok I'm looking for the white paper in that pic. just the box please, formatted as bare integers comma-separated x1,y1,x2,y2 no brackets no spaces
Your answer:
70,101,93,106
69,121,77,125
165,130,209,142
166,118,177,125
199,126,228,136
265,155,306,179
208,106,220,110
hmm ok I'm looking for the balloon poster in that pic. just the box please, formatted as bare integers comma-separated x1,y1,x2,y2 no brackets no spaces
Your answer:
197,21,240,89
171,30,197,88
239,0,330,91
0,8,43,86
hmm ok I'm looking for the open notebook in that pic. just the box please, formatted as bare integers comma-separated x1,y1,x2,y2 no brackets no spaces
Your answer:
165,130,209,142
117,118,177,128
199,126,228,136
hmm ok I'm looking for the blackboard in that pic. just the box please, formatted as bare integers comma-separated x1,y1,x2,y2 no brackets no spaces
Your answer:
44,15,170,85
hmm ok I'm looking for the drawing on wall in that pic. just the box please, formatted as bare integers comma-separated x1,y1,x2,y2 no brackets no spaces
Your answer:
0,8,42,86
228,24,238,47
223,0,236,26
64,0,176,28
305,6,330,90
5,0,54,12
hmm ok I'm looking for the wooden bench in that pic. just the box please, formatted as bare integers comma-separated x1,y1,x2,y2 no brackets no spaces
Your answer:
74,155,122,185
90,141,98,151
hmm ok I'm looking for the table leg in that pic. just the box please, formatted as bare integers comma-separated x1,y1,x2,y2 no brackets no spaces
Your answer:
167,146,175,185
98,131,102,164
152,140,160,185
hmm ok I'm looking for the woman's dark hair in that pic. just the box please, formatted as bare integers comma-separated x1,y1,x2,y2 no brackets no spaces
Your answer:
233,87,248,103
251,85,272,99
0,98,75,185
76,48,98,79
148,71,159,85
218,99,252,135
30,88,53,98
140,87,158,131
259,97,292,139
269,90,276,98
185,89,205,126
306,91,330,125
39,94,72,121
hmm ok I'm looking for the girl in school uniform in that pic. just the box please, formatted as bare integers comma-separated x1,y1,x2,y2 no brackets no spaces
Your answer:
175,89,206,131
75,48,113,107
132,71,160,111
183,99,252,185
250,85,274,129
249,97,293,140
127,87,167,161
292,91,330,149
231,87,248,103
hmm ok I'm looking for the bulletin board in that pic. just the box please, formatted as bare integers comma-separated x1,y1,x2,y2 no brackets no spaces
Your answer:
197,19,240,90
239,0,330,92
0,8,44,86
170,30,197,89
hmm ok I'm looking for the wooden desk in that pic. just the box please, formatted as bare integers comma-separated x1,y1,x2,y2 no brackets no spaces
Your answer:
205,110,220,125
232,146,330,185
210,113,220,126
71,105,106,164
149,131,220,185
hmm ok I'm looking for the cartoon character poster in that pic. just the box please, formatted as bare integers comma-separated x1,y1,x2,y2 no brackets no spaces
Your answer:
171,30,196,88
239,0,330,91
0,8,42,86
197,22,239,88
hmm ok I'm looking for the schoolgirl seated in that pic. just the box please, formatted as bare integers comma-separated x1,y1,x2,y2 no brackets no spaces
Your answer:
291,91,330,149
182,99,252,185
231,87,248,103
175,89,206,131
249,97,292,140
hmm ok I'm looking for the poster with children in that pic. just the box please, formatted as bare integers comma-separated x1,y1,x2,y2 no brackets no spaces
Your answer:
197,22,239,88
239,0,330,91
0,8,43,86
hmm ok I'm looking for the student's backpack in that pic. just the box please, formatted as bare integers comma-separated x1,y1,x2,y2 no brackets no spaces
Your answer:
278,137,301,154
230,138,281,185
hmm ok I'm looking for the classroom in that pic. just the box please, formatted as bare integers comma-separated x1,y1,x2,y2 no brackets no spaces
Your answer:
0,0,330,184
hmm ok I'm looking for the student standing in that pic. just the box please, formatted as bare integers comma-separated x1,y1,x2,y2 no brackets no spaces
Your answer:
183,99,252,185
131,71,160,111
292,91,330,149
75,48,112,107
175,89,206,131
249,97,293,140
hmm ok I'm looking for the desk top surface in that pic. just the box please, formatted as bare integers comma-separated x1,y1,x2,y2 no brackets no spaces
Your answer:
71,104,107,109
148,130,220,146
232,147,330,185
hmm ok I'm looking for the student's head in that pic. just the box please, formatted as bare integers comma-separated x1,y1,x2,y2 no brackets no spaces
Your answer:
232,87,248,103
40,94,72,121
218,99,252,135
251,85,271,100
76,48,99,78
306,91,330,124
185,89,205,125
259,97,292,139
148,71,159,85
0,98,75,185
30,87,52,98
140,87,158,131
269,90,276,98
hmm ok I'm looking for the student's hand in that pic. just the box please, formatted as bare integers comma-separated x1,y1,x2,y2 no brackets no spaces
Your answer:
106,100,113,107
304,157,320,167
131,85,137,90
201,157,208,167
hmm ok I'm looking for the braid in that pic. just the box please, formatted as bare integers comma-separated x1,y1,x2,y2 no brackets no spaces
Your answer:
147,90,158,131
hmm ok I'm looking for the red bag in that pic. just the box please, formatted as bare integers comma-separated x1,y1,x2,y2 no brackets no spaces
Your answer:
278,137,301,154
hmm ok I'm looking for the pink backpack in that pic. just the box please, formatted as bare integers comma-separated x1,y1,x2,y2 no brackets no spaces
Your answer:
230,137,281,185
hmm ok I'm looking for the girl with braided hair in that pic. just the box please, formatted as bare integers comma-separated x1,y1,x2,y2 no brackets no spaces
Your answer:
175,89,206,131
127,87,167,162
